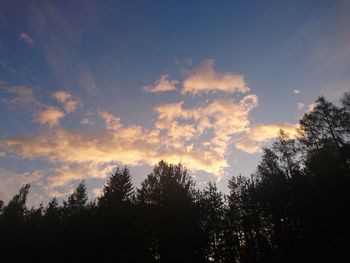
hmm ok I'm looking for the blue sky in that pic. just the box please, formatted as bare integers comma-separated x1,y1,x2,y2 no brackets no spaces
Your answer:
1,0,349,205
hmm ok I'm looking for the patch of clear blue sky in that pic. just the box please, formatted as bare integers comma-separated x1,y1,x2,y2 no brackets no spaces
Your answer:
1,0,349,202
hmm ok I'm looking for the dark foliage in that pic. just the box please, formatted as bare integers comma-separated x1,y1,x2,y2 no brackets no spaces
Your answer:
0,94,349,262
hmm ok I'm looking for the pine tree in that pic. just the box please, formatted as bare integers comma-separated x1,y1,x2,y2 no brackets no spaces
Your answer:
136,160,199,262
63,181,88,218
199,182,225,262
98,166,134,208
1,184,30,225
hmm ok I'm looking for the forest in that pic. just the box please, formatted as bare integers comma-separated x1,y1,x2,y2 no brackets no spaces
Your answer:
0,94,349,263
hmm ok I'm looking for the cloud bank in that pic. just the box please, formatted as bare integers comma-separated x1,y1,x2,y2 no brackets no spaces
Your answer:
0,60,298,199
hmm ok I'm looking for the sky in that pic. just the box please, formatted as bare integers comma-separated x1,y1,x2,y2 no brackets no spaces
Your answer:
1,0,350,205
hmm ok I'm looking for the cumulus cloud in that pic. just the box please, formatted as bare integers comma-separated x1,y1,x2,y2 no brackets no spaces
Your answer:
182,59,249,95
3,87,80,128
52,90,80,113
234,123,299,154
19,32,34,46
155,94,259,153
143,75,178,93
35,106,65,128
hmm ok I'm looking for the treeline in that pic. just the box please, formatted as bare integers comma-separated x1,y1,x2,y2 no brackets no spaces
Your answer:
0,94,349,263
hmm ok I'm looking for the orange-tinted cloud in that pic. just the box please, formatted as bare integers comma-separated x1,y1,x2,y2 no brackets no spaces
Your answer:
235,123,299,154
3,87,80,128
2,95,258,177
1,67,295,186
52,91,81,113
182,59,249,95
35,106,65,128
143,75,178,93
47,163,113,189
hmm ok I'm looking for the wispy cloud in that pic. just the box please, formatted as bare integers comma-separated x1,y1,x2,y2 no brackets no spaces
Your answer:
182,59,249,95
3,86,37,105
293,89,301,94
297,102,305,110
19,32,34,46
76,64,100,95
143,75,178,93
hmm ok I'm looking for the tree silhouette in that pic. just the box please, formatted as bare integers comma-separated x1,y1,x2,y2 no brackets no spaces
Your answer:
198,182,225,262
137,160,200,262
0,93,349,262
98,166,134,208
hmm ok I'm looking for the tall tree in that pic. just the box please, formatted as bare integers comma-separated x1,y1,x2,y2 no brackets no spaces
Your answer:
98,166,134,208
273,130,300,178
63,181,88,217
136,160,200,263
1,184,30,225
198,182,225,262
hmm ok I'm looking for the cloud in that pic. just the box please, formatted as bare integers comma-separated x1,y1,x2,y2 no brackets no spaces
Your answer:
47,163,113,189
154,94,258,153
97,109,122,131
2,94,258,177
0,167,44,202
76,64,100,95
234,123,299,154
143,75,178,93
0,152,6,157
35,106,65,128
3,86,37,105
80,118,94,125
297,102,305,110
182,59,249,95
3,87,80,128
293,89,301,94
52,90,81,113
19,32,34,46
